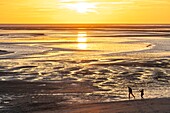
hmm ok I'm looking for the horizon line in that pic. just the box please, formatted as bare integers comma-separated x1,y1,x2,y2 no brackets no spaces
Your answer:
0,23,170,25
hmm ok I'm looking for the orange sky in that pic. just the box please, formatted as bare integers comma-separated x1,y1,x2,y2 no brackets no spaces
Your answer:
0,0,170,24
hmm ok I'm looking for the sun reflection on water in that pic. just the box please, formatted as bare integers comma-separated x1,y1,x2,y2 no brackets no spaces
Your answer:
78,43,87,50
77,32,87,50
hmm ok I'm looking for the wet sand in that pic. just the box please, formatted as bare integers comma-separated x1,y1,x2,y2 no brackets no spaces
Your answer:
0,49,170,112
0,80,98,113
0,25,170,113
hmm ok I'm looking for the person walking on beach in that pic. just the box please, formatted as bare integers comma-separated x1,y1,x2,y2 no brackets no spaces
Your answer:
128,87,135,100
140,89,144,99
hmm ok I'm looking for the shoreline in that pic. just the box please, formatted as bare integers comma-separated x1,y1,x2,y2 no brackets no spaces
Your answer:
33,98,170,113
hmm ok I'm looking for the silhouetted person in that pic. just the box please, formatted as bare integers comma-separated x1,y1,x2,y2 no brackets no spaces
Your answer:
128,87,135,100
140,89,144,99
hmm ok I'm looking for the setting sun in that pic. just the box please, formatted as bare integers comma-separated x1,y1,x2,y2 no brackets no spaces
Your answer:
64,2,96,13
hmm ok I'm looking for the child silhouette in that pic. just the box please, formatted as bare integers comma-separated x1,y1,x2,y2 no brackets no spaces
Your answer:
140,89,144,99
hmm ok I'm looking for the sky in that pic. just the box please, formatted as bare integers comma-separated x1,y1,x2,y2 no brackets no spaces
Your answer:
0,0,170,24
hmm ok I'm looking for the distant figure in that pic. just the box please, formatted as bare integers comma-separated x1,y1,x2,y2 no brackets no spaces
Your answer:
128,87,135,100
140,89,144,99
146,44,152,47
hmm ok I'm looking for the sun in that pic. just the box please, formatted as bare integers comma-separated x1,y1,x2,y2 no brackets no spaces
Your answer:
65,2,96,13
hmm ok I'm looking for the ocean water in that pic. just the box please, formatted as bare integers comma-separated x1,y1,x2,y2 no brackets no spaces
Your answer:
0,24,170,112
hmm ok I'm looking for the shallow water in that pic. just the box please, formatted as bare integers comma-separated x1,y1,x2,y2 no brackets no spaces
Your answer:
0,24,170,112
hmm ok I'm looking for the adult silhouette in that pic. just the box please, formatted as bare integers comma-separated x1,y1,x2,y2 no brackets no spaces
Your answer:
128,87,135,99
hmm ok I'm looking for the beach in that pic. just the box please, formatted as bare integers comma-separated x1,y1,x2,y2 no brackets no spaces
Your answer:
34,98,170,113
0,24,170,113
0,81,169,113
